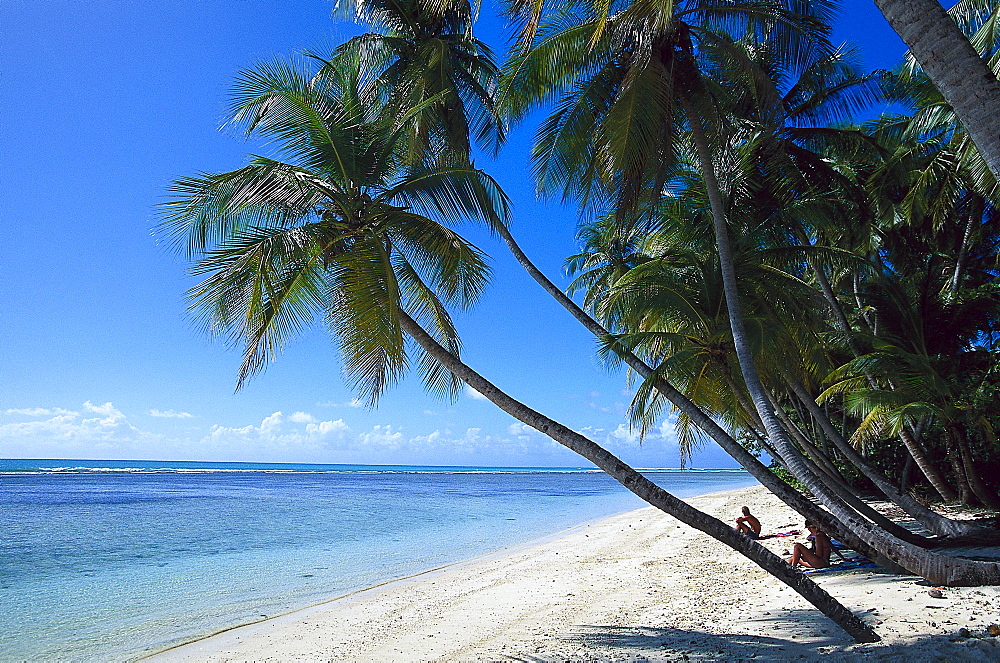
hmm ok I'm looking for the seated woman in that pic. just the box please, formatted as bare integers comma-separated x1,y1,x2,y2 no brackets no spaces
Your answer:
735,506,761,538
786,521,832,569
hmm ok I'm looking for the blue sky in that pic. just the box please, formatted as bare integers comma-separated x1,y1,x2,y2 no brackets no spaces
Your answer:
1,0,906,467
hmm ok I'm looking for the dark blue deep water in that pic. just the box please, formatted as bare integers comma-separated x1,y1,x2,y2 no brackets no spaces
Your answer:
0,460,756,661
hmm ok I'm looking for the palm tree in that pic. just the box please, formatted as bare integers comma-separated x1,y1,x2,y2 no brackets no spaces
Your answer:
330,0,503,164
161,53,880,643
709,42,998,537
332,0,896,564
873,0,1000,179
823,342,1000,508
500,0,1000,584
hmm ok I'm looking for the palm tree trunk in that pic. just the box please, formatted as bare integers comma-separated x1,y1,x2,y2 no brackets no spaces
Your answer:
900,451,914,493
397,309,880,643
797,233,863,357
946,432,975,505
488,221,883,557
853,274,876,336
954,427,1000,509
718,366,767,433
493,203,917,571
950,198,981,295
874,0,1000,180
763,391,928,546
901,425,960,503
784,374,992,540
682,96,1000,586
802,246,957,503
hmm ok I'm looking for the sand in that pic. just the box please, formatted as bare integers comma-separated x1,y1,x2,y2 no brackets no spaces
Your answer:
145,485,1000,662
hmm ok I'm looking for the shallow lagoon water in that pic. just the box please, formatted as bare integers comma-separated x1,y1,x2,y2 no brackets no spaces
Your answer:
0,460,756,661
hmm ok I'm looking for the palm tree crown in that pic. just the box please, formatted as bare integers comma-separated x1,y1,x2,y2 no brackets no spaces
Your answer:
159,54,508,403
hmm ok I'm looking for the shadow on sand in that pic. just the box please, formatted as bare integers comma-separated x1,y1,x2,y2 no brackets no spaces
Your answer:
503,608,989,661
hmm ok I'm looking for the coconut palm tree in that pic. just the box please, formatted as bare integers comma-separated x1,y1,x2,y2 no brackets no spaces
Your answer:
161,52,880,643
873,0,1000,179
500,0,1000,584
329,0,503,165
823,341,1000,508
705,42,1000,537
332,0,895,560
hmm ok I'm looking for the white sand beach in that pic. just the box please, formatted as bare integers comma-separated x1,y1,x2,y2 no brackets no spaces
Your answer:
147,485,1000,662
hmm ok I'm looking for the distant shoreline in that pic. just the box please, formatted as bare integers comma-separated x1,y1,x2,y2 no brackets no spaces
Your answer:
0,457,751,474
144,484,998,661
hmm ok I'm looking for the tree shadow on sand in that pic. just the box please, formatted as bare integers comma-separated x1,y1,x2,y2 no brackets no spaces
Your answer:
502,608,990,661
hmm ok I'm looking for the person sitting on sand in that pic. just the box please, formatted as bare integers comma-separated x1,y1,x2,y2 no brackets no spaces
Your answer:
786,521,831,569
734,506,761,538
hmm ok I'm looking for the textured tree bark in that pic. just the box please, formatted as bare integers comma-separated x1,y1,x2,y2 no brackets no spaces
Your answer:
950,198,981,295
398,311,881,643
764,392,930,546
898,427,958,503
874,0,1000,179
954,427,1000,509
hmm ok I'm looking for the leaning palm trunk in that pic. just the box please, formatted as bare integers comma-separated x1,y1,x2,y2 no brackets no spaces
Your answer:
806,254,958,502
397,310,880,643
683,98,1000,586
898,426,958,503
952,427,1000,509
764,391,931,546
489,222,906,569
785,375,997,540
874,0,1000,180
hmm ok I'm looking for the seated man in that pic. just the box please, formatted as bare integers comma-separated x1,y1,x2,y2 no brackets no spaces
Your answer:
786,521,832,569
735,506,761,538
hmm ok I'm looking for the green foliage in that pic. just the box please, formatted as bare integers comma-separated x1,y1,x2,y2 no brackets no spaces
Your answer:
160,54,509,404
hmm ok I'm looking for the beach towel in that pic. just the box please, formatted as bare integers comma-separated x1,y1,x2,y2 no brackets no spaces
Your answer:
758,529,802,539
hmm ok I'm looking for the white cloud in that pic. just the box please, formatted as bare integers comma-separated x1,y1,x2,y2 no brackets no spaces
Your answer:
149,409,194,419
359,424,405,449
465,385,488,401
204,412,353,461
0,397,686,467
83,401,121,417
4,407,77,417
0,401,162,457
610,423,642,446
507,422,537,438
306,419,349,436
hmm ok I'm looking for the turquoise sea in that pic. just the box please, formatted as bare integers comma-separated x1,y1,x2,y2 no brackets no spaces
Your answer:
0,459,757,661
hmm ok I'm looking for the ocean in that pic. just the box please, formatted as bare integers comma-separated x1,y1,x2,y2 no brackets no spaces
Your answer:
0,459,757,661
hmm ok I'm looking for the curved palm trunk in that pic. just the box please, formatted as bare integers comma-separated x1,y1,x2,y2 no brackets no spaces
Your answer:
490,222,898,568
683,98,1000,586
805,251,957,503
899,426,959,503
765,390,847,485
874,0,1000,180
949,198,981,295
799,237,863,358
397,310,880,643
785,375,996,540
764,395,929,546
953,427,1000,509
